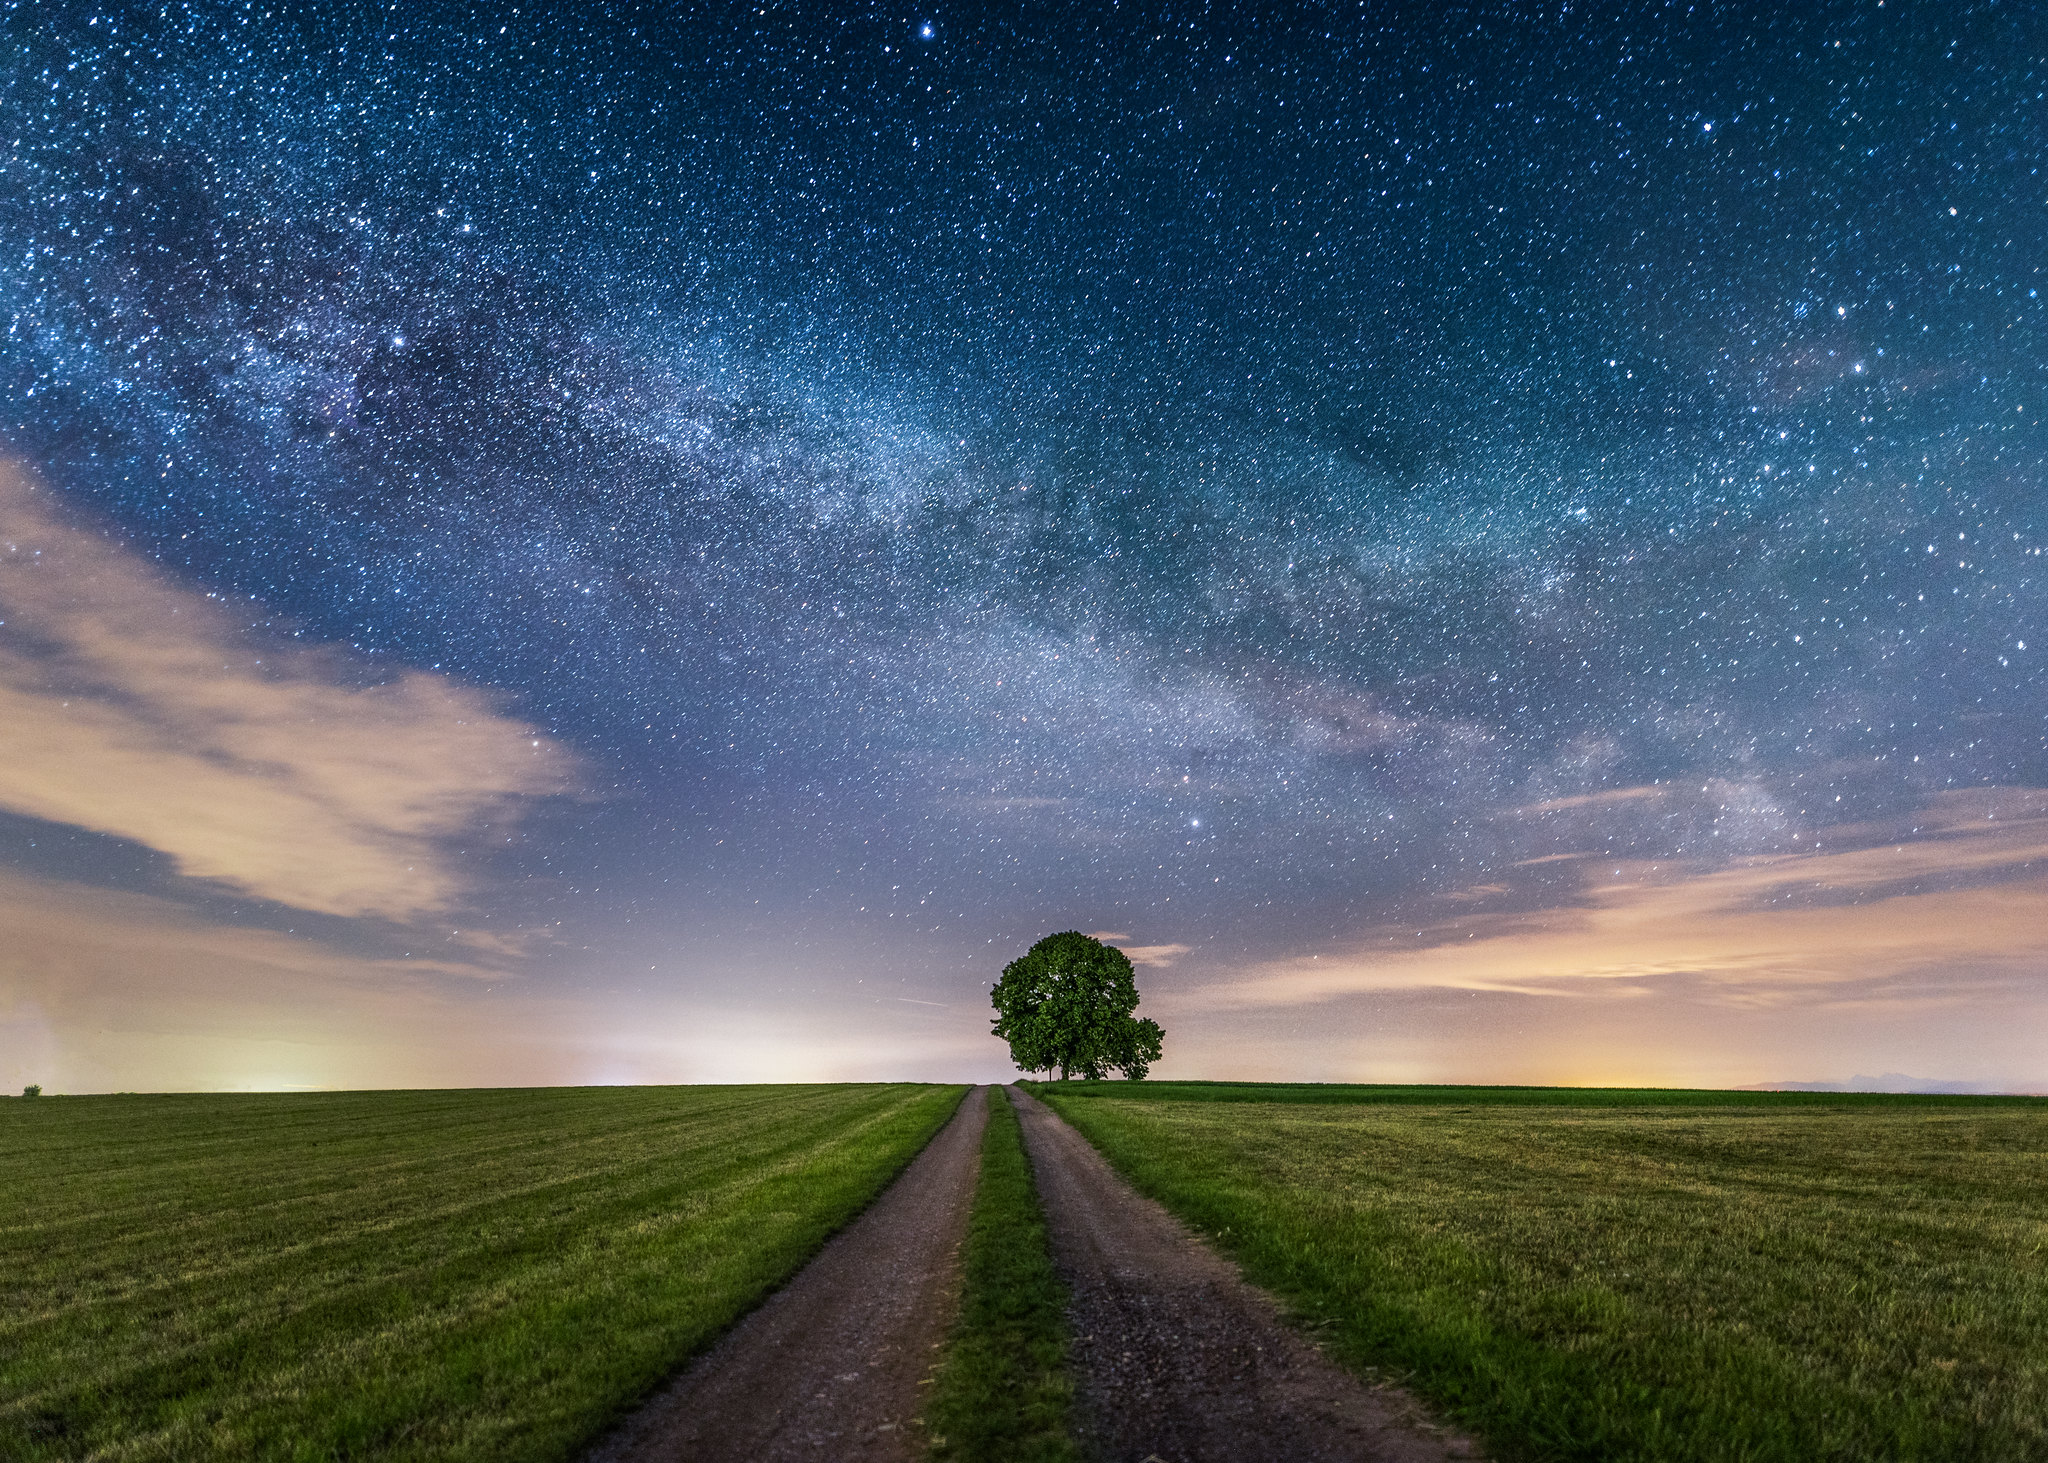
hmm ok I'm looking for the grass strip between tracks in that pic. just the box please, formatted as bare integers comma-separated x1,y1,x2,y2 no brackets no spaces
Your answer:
922,1086,1079,1463
1,1083,964,1463
1037,1080,2048,1463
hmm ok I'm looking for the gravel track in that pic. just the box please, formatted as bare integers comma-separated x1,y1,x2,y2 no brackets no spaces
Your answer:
1012,1086,1482,1463
587,1086,987,1463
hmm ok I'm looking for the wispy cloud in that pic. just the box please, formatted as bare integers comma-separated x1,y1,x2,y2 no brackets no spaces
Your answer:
0,466,571,920
0,865,1022,1093
0,865,564,1093
1517,785,1671,815
1087,932,1192,967
1119,943,1193,968
1197,787,2048,1009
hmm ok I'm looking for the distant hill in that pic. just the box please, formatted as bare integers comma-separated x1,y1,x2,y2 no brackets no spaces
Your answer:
1742,1073,2018,1095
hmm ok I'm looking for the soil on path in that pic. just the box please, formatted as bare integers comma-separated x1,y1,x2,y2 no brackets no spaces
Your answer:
588,1086,989,1463
1011,1086,1482,1463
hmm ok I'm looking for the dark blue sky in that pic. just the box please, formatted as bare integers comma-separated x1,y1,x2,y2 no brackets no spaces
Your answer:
4,1,2046,1089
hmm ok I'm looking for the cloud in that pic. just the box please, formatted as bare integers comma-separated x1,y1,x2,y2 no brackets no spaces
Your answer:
1085,932,1191,967
1119,943,1193,968
0,866,1021,1093
1196,788,2048,1010
0,465,571,920
0,865,576,1093
1517,785,1671,815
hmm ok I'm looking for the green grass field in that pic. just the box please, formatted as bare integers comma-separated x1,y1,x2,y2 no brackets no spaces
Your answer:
1,1083,963,1462
1036,1081,2048,1463
922,1087,1077,1463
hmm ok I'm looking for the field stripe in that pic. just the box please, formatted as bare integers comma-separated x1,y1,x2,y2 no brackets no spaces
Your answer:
2,1084,964,1462
1038,1083,2048,1463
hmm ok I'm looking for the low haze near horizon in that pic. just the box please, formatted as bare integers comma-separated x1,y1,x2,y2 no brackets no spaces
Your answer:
4,1,2045,1095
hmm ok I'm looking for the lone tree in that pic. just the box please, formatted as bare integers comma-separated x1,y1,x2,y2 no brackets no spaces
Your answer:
990,931,1165,1080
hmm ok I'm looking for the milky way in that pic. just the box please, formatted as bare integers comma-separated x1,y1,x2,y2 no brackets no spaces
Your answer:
4,2,2046,1074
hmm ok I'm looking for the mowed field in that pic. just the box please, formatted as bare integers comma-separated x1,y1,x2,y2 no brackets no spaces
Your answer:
1,1083,963,1462
1037,1082,2048,1463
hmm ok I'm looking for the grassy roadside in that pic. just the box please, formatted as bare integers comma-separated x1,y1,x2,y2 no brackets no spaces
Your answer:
1,1083,963,1462
1036,1081,2048,1463
921,1086,1078,1463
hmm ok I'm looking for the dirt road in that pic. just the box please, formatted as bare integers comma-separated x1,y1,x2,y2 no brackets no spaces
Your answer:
1012,1086,1481,1463
588,1086,988,1463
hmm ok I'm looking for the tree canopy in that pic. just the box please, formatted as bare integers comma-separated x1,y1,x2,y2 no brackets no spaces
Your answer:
990,931,1165,1080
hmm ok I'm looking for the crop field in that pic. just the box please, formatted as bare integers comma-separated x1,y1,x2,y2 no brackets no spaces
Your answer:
1038,1082,2048,1463
1,1083,963,1462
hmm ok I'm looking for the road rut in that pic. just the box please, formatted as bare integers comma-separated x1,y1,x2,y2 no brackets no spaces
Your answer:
588,1086,988,1463
1012,1086,1481,1463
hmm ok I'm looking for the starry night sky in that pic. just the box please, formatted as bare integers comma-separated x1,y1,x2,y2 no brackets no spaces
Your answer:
4,1,2046,1091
